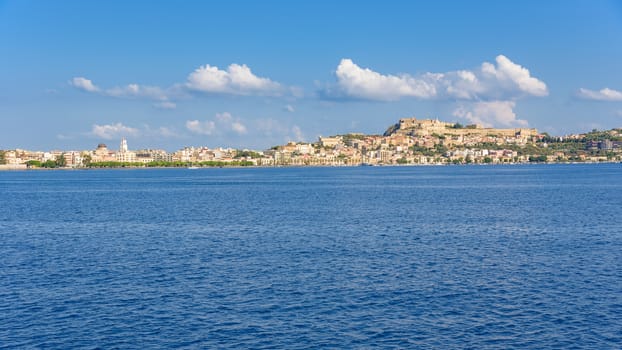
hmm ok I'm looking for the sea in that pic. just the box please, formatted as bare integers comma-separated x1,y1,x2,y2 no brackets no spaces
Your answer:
1,164,621,349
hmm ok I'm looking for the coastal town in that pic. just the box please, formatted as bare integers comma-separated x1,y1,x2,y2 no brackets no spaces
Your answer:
1,116,621,169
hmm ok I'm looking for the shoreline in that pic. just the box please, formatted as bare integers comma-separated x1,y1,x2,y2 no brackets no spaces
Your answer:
1,160,619,171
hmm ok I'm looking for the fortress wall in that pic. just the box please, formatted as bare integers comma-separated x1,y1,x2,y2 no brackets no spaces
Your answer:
397,117,537,138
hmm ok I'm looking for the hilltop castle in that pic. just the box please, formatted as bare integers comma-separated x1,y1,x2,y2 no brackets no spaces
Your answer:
385,117,538,140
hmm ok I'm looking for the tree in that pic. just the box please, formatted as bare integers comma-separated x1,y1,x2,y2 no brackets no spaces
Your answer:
82,154,92,167
434,144,448,155
539,132,555,143
529,155,547,162
56,154,67,167
234,150,262,159
43,160,57,168
0,150,5,165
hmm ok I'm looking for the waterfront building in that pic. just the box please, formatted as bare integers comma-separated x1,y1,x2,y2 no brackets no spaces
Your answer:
92,143,116,162
116,138,136,163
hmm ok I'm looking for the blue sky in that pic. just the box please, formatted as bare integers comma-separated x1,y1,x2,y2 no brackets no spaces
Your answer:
1,0,622,151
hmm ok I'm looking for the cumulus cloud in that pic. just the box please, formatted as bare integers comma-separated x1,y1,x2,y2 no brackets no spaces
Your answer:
186,63,281,95
231,122,247,135
71,62,286,109
71,77,100,92
88,123,179,141
186,112,248,136
186,120,216,135
452,101,528,128
577,88,622,101
324,55,548,101
480,55,547,97
106,84,168,101
70,77,175,108
91,123,140,140
328,58,437,101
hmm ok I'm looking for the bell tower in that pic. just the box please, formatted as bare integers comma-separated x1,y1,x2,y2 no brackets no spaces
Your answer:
120,138,128,153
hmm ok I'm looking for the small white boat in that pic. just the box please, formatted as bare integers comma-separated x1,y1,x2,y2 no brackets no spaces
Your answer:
187,166,200,170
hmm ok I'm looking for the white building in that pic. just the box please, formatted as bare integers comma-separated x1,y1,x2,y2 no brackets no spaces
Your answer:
116,138,136,162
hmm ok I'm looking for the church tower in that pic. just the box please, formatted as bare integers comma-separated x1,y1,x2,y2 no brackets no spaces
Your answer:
120,138,128,153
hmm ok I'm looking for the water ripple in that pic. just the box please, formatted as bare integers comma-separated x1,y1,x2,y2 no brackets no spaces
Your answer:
1,165,621,348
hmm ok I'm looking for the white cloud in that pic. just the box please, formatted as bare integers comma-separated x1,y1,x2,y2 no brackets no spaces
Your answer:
71,76,174,106
70,62,286,110
216,112,233,123
186,63,281,95
331,58,437,101
106,84,168,101
291,125,304,141
284,104,295,112
325,55,548,101
577,88,622,101
452,101,528,128
71,77,99,92
91,123,139,140
478,55,548,97
216,112,247,134
186,120,216,135
186,112,247,136
88,123,178,141
231,122,247,135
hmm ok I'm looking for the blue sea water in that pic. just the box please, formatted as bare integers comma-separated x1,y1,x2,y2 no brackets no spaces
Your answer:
1,164,621,349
